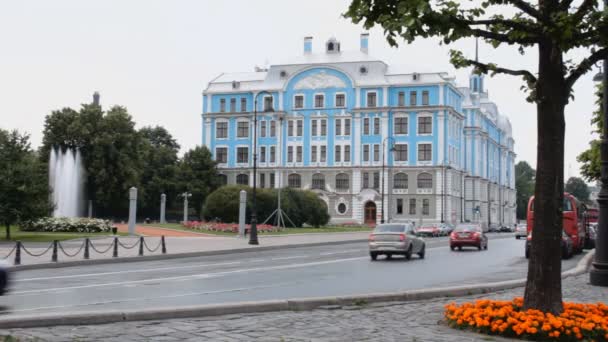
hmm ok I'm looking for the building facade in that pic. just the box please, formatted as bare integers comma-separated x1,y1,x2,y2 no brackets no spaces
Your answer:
202,34,516,227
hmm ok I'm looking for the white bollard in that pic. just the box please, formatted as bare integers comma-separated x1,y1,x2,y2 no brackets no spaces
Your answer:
239,190,247,237
128,187,137,235
160,194,166,224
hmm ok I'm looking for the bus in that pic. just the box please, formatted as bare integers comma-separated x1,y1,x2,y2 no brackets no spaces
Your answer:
526,192,588,253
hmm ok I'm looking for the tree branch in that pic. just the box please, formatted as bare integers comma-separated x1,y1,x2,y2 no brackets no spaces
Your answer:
506,0,542,20
466,18,539,34
571,0,595,23
566,48,608,89
471,28,538,45
467,59,538,83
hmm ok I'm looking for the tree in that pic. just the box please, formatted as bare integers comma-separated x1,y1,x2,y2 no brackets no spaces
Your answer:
177,146,220,219
345,0,607,314
516,161,536,220
0,129,51,239
577,83,604,182
565,177,590,202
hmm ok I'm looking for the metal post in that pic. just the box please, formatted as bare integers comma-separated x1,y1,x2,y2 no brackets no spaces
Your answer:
238,190,247,237
84,238,90,259
14,241,21,265
250,96,260,245
381,140,386,224
113,237,118,258
128,187,137,235
591,4,608,286
161,235,167,254
52,240,58,262
160,194,166,224
138,236,144,256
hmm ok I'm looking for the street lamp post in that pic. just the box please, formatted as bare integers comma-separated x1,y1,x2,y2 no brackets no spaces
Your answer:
249,91,274,245
381,137,395,224
591,0,608,286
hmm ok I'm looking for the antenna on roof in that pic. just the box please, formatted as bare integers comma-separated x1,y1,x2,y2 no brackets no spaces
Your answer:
475,37,479,62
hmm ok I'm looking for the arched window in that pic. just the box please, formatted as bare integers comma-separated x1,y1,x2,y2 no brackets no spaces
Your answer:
417,173,433,189
335,173,349,190
312,173,325,190
393,173,408,189
236,174,249,185
218,174,228,186
288,174,301,188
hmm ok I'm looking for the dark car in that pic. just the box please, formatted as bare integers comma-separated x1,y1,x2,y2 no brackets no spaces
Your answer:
450,224,488,251
525,231,573,259
0,260,9,295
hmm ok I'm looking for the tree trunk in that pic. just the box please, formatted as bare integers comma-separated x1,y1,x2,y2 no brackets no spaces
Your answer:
523,37,568,314
5,223,10,240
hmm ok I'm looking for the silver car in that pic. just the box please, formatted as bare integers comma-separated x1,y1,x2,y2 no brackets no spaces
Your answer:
369,223,426,261
515,224,528,239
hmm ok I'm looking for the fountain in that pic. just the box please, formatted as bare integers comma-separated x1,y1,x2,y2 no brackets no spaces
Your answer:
49,148,85,217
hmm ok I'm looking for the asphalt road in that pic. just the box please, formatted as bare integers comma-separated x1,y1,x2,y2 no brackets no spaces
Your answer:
0,234,584,317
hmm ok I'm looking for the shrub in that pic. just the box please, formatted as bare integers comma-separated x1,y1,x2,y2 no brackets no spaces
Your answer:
183,221,279,233
20,217,112,233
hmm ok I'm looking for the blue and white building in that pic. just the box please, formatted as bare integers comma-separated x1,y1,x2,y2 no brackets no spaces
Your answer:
202,34,516,227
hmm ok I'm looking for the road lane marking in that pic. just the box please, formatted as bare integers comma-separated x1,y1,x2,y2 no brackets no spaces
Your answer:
11,256,367,296
320,249,364,256
269,255,309,261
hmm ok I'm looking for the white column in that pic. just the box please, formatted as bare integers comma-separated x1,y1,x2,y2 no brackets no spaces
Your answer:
382,86,388,107
437,111,445,164
354,114,361,165
204,118,212,147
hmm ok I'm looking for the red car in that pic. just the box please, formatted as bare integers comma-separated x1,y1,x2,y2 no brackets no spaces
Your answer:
416,224,441,237
450,224,488,251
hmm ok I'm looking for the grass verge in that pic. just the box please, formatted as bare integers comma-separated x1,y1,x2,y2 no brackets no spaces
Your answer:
151,223,372,236
0,226,128,243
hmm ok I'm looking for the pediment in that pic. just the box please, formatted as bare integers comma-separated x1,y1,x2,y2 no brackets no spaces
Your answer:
294,71,346,89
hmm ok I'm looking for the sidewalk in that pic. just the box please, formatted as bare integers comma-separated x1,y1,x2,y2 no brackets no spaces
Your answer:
0,231,370,268
1,271,603,341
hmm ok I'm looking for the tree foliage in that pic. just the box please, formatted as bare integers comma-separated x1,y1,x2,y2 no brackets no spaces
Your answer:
177,146,220,220
345,0,607,314
515,161,535,220
577,83,604,182
565,176,590,202
0,129,51,239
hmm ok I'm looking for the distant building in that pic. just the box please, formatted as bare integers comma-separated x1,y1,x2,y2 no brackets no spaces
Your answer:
201,34,516,227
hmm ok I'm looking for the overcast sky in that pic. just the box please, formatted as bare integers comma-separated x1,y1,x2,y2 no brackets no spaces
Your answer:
0,1,600,181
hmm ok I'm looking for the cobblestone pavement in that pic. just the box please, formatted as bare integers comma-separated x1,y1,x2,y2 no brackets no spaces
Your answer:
1,273,604,342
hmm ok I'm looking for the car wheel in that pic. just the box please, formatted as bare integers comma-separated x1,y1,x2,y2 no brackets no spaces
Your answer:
450,245,455,251
386,254,392,260
484,242,488,250
478,244,482,251
458,246,462,251
516,236,520,240
418,244,425,259
525,249,529,259
405,245,413,260
370,252,378,261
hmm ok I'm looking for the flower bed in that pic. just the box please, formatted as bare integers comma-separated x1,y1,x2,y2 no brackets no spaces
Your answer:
445,298,608,341
183,221,281,234
20,217,113,233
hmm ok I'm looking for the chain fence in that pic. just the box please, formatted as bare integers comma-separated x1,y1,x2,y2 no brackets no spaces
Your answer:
1,235,167,266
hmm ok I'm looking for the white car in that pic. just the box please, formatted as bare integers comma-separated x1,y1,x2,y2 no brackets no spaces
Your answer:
515,224,528,239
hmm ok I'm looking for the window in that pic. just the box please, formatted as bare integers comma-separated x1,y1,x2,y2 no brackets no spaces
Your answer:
337,203,347,214
236,174,249,185
397,199,403,214
373,117,380,135
418,143,432,161
312,173,325,190
216,122,228,139
288,174,301,188
363,118,370,135
395,117,408,135
394,173,408,189
422,199,430,215
320,145,326,162
270,120,276,137
237,147,248,163
264,96,273,111
215,147,227,163
296,146,303,162
288,146,293,163
373,144,380,162
417,173,433,189
363,145,370,162
237,121,249,138
362,172,370,188
410,91,417,106
336,173,349,190
288,121,294,136
260,121,267,137
398,92,405,106
270,146,276,163
320,119,327,136
373,172,380,189
422,91,429,105
295,95,304,109
409,199,416,215
311,146,317,162
260,146,266,163
230,98,236,112
218,174,228,186
344,145,351,162
297,120,303,136
335,145,341,162
335,119,342,136
314,94,324,108
344,119,351,136
335,94,345,107
418,116,432,134
312,120,318,136
220,99,226,112
260,173,265,188
394,144,408,161
240,98,247,112
367,92,377,107
269,173,275,188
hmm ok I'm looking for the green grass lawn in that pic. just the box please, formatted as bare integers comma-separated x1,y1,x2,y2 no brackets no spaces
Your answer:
0,226,128,243
151,223,372,236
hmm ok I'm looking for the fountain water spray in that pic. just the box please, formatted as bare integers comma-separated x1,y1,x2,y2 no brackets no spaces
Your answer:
49,148,85,217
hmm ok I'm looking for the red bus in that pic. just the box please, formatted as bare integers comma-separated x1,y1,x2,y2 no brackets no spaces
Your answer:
526,192,587,253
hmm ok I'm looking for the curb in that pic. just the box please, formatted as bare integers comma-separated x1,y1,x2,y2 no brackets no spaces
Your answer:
8,239,368,271
0,249,595,329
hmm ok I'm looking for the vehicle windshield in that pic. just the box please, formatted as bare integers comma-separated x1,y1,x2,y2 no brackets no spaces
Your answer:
374,224,406,233
454,225,480,232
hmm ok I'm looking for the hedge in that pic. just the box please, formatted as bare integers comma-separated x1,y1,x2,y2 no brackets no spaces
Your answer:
20,217,113,233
